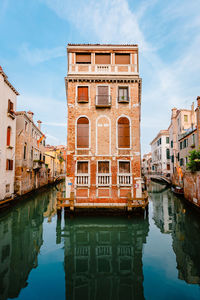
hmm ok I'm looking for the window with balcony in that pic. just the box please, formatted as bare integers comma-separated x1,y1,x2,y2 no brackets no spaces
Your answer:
76,161,89,186
7,126,11,147
77,117,89,148
97,161,111,186
8,100,15,118
77,86,89,103
118,117,130,148
76,53,91,64
118,161,132,185
95,53,111,64
96,86,111,107
118,87,129,102
115,53,130,64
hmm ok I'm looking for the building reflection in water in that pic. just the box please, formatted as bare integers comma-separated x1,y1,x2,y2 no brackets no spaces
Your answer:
58,216,149,300
0,191,50,300
150,182,200,285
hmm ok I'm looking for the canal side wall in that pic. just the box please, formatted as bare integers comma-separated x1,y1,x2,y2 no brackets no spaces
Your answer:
183,171,200,208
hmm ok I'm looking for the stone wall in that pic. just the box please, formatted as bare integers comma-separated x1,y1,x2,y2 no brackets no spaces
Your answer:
183,171,200,208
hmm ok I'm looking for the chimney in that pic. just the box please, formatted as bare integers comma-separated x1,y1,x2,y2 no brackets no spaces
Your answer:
27,111,34,120
37,120,42,130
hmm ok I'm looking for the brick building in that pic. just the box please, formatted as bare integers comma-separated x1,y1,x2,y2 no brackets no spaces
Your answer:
65,44,142,203
0,66,19,201
15,111,48,195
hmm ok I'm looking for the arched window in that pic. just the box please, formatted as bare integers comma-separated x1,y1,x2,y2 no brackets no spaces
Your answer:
7,127,11,146
77,117,89,148
118,117,130,148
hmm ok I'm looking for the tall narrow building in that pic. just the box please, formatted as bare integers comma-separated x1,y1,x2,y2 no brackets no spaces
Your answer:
65,44,142,203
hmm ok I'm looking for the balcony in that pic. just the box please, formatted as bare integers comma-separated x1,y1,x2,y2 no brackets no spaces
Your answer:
117,174,132,186
75,174,90,186
97,174,111,186
33,160,44,170
95,95,111,108
68,64,137,75
7,109,15,119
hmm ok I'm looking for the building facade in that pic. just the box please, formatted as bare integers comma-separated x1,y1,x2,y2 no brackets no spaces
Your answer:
142,152,152,175
150,130,170,175
15,111,48,196
65,44,142,202
45,145,66,182
0,66,19,201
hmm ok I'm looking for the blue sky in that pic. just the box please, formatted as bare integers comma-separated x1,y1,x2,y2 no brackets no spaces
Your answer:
0,0,200,153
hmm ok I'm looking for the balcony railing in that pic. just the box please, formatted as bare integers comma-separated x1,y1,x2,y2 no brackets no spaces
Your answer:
7,109,15,119
95,95,111,107
97,174,111,186
75,174,90,186
117,173,132,186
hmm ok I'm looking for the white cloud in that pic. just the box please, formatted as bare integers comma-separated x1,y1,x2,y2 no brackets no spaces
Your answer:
20,43,65,65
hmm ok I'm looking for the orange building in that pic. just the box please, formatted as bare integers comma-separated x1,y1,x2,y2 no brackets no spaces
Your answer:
65,44,142,204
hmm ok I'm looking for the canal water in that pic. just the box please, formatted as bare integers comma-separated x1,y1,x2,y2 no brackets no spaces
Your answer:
0,182,200,300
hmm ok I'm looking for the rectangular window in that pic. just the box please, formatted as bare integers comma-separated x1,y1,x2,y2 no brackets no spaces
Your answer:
171,140,173,148
119,161,130,173
77,86,89,102
185,157,188,164
8,100,14,113
25,121,28,131
115,53,130,64
180,158,184,166
166,149,170,159
171,155,174,163
76,53,91,64
166,137,169,144
192,134,195,145
77,161,88,174
177,152,180,161
5,184,10,193
98,161,109,173
118,87,129,102
6,159,13,170
95,53,110,64
96,86,110,106
180,142,182,150
184,115,188,122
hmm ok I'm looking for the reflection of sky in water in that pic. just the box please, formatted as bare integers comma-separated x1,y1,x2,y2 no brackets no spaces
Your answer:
0,182,200,300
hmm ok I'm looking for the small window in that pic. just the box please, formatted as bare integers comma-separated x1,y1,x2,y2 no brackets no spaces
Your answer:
166,137,169,144
25,121,28,132
5,184,10,193
115,53,130,64
98,161,109,173
7,127,11,146
180,158,184,166
6,159,13,170
77,161,88,173
180,141,182,150
24,143,27,160
8,100,14,114
171,140,173,148
192,134,195,145
184,115,188,122
185,157,188,164
166,149,170,159
95,53,111,64
77,86,89,103
76,53,91,64
119,161,130,173
77,117,89,148
118,87,129,102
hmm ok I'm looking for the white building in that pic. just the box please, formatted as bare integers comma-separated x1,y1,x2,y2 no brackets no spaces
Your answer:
150,130,170,175
0,66,19,201
142,152,152,175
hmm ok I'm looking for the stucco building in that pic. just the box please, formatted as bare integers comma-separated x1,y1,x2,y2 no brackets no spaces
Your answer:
65,44,142,202
15,111,48,195
45,145,66,182
150,130,170,175
142,152,152,175
0,66,19,201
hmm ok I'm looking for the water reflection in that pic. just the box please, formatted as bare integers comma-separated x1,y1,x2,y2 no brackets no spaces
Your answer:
60,216,149,300
0,188,56,300
150,182,200,285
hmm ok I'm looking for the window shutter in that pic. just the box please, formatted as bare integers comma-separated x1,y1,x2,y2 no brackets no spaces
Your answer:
76,53,91,63
10,160,13,170
78,86,88,102
118,118,130,148
98,162,109,173
7,127,11,146
97,86,109,105
115,54,130,64
77,162,88,173
119,162,130,173
95,54,111,64
77,118,89,148
6,159,9,170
